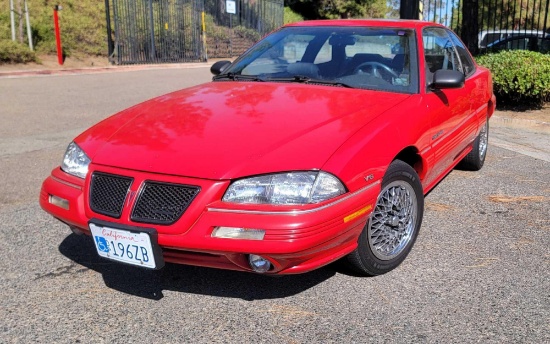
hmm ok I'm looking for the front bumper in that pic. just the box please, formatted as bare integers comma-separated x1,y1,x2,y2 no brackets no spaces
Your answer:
40,166,379,274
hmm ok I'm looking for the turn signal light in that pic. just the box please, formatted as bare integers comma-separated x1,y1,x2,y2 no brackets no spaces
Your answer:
211,227,265,240
49,195,69,210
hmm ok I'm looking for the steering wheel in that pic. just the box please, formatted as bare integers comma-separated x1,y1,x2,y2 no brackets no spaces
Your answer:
353,61,399,80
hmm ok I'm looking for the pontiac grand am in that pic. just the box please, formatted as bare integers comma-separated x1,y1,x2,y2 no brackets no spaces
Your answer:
40,20,495,276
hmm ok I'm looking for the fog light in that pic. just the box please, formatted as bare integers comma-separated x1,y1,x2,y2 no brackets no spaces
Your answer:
248,254,271,273
49,195,69,210
212,227,265,240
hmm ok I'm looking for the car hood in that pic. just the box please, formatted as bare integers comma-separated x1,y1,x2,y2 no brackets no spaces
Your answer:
80,82,409,180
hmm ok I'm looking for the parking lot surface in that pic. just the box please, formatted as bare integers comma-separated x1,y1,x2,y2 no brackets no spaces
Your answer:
1,68,548,343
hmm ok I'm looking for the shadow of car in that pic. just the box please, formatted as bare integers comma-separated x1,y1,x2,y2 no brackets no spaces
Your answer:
58,232,337,300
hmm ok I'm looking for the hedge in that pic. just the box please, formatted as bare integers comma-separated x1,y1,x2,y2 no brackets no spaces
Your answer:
477,50,550,108
0,40,38,64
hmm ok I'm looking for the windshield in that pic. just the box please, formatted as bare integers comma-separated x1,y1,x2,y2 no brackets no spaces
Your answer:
219,26,418,94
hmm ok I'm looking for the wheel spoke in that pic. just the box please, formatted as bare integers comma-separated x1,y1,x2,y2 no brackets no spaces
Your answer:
368,181,418,261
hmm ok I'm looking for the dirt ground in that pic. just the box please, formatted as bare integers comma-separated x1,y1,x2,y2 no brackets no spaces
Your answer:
0,54,111,71
495,105,550,123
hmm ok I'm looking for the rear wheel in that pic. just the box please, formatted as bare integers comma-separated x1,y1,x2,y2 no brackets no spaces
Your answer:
459,117,489,171
346,160,424,276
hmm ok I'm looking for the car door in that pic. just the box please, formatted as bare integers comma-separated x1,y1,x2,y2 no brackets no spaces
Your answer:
422,27,478,185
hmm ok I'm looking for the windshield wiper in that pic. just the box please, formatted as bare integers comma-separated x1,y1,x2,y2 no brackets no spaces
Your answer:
266,75,354,88
212,73,264,82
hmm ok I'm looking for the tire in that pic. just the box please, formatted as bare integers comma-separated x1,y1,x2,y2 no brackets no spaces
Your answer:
346,160,424,276
458,117,489,171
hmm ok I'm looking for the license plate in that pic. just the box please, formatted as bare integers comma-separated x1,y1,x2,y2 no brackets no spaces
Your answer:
90,223,160,269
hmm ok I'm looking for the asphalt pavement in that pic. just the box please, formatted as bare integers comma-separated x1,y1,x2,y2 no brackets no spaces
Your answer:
0,66,548,343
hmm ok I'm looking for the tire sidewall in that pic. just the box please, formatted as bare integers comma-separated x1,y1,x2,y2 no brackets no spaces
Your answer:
356,161,424,275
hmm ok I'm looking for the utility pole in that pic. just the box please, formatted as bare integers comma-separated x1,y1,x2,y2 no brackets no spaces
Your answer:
10,0,16,41
25,0,33,50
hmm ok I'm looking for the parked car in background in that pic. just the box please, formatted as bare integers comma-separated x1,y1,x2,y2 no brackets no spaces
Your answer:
40,20,495,276
486,34,550,53
478,29,548,48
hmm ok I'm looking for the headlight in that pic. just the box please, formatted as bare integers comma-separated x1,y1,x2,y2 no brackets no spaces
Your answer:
222,171,346,205
61,142,91,179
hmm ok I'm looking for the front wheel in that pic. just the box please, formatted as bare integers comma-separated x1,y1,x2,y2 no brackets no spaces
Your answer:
346,160,424,276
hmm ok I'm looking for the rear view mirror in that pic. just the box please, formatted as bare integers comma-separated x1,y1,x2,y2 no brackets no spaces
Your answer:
431,70,465,89
210,60,232,75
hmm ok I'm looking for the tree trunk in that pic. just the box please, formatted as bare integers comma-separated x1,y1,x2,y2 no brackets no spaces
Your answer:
17,0,24,43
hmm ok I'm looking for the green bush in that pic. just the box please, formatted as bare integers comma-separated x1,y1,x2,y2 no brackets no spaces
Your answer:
233,26,261,42
477,50,550,108
0,40,38,63
284,7,303,25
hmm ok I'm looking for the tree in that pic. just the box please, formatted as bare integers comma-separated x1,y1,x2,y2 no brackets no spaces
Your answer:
285,0,390,19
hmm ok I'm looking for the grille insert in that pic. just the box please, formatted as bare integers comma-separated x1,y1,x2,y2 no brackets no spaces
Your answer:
89,172,133,218
131,181,200,225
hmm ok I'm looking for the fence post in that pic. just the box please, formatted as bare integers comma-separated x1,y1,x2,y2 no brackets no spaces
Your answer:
400,0,420,19
461,0,479,55
148,0,156,61
202,10,208,61
543,0,550,35
104,0,114,60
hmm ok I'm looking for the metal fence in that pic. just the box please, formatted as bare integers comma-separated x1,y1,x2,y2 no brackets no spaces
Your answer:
204,0,284,58
106,0,284,64
108,0,203,64
420,0,550,54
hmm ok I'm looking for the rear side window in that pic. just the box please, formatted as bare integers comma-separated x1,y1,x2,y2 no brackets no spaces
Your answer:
448,31,476,77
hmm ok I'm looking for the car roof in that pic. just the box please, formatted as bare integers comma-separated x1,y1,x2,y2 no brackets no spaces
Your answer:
284,19,445,30
489,35,550,45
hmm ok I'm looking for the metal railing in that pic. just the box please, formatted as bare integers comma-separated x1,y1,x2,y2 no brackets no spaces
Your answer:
420,0,550,54
106,0,283,64
204,0,283,58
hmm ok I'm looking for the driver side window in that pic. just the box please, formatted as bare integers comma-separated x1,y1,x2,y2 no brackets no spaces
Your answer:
423,28,462,86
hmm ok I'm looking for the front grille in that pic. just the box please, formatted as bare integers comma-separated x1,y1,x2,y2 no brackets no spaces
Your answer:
131,181,200,225
89,172,133,218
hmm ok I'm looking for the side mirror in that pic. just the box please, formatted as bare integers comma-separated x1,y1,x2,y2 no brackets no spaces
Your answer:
431,70,465,89
210,60,232,75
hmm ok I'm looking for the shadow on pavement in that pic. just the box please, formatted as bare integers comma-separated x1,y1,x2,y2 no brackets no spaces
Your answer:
59,233,337,301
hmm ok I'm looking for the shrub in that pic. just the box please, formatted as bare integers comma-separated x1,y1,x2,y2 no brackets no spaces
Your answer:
233,26,261,42
284,7,303,25
477,50,550,108
0,40,38,63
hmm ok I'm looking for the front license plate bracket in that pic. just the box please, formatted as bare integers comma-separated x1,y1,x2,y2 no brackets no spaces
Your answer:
89,219,165,270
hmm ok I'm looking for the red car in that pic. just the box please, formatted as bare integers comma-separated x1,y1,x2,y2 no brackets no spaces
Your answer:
40,20,495,276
